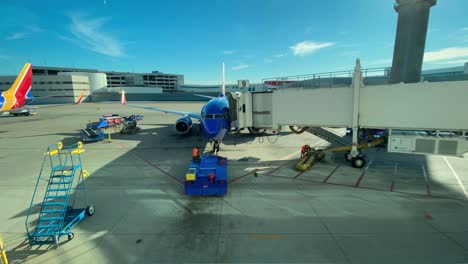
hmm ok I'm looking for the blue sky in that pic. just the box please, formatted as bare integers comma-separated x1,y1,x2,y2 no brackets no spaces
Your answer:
1,0,467,84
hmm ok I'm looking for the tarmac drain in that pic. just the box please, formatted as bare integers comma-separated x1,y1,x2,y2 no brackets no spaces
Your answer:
136,239,143,244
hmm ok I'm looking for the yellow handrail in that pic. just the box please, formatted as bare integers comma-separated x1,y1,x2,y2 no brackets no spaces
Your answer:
0,234,8,264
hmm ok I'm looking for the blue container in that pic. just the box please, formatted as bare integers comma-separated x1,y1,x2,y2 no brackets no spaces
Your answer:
184,155,228,196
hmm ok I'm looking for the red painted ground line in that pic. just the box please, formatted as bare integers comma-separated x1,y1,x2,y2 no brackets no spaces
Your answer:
354,171,366,187
259,173,463,201
229,170,255,184
426,184,432,197
115,142,183,185
294,170,305,179
267,159,296,176
322,165,340,183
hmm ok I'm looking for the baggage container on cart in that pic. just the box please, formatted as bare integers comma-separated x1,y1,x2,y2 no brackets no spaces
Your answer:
86,114,122,130
185,155,228,196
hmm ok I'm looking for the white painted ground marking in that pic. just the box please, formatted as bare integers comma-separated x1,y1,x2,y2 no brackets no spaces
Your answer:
443,156,468,200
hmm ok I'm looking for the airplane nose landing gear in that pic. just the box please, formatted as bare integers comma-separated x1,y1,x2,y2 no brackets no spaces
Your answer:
212,140,220,154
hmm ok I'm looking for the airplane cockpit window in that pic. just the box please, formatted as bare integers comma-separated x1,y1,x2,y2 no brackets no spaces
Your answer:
203,113,224,119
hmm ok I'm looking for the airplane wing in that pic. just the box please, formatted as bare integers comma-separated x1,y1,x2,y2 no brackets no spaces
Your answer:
193,94,216,99
121,91,201,120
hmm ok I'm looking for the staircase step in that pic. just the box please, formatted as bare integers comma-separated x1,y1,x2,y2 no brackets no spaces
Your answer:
52,164,81,172
48,181,72,185
51,174,72,178
38,216,63,221
44,195,67,199
47,188,69,192
308,127,351,146
42,202,66,207
41,209,65,214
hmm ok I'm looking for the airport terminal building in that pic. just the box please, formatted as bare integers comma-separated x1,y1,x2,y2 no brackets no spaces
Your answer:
0,73,91,104
0,65,184,103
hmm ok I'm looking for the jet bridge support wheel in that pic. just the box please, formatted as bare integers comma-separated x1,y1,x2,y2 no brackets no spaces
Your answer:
344,152,353,162
351,157,366,168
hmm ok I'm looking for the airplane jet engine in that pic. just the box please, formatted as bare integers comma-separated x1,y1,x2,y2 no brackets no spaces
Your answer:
175,116,193,134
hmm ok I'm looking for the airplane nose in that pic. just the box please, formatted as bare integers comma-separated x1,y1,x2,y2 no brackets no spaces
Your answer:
203,120,222,138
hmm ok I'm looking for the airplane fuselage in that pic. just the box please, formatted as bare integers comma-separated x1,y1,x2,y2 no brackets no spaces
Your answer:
199,95,230,141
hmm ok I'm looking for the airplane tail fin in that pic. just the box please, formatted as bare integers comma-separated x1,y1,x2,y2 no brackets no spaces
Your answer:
1,63,32,110
121,90,127,105
222,62,226,96
74,91,84,104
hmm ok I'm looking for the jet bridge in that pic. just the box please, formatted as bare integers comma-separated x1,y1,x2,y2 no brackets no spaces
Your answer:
231,59,468,165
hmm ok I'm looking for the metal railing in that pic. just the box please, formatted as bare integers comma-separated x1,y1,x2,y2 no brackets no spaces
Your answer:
262,67,391,89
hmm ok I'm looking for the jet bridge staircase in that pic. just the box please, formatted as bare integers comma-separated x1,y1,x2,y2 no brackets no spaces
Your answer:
307,127,351,147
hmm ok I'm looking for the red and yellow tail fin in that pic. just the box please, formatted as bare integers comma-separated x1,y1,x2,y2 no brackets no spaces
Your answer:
0,63,32,111
75,91,84,104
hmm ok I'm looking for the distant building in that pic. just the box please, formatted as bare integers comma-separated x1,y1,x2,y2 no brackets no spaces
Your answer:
0,74,90,104
31,66,184,93
105,71,183,93
422,63,468,76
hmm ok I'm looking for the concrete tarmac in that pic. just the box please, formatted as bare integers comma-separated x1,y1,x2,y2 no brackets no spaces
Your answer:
1,102,468,263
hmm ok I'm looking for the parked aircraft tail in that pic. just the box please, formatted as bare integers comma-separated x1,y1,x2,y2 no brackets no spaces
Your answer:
121,90,127,105
0,63,32,111
75,91,84,104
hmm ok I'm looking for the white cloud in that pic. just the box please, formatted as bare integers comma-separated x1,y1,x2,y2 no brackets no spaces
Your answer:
223,50,236,55
273,53,286,58
67,14,125,57
6,32,27,40
290,41,335,56
424,47,468,63
232,64,249,70
264,59,273,63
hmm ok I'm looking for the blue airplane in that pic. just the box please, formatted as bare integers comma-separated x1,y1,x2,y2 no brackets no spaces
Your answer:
121,63,231,151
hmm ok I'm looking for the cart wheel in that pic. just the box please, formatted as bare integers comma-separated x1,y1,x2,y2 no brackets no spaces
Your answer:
68,232,74,240
86,205,95,216
344,152,353,162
